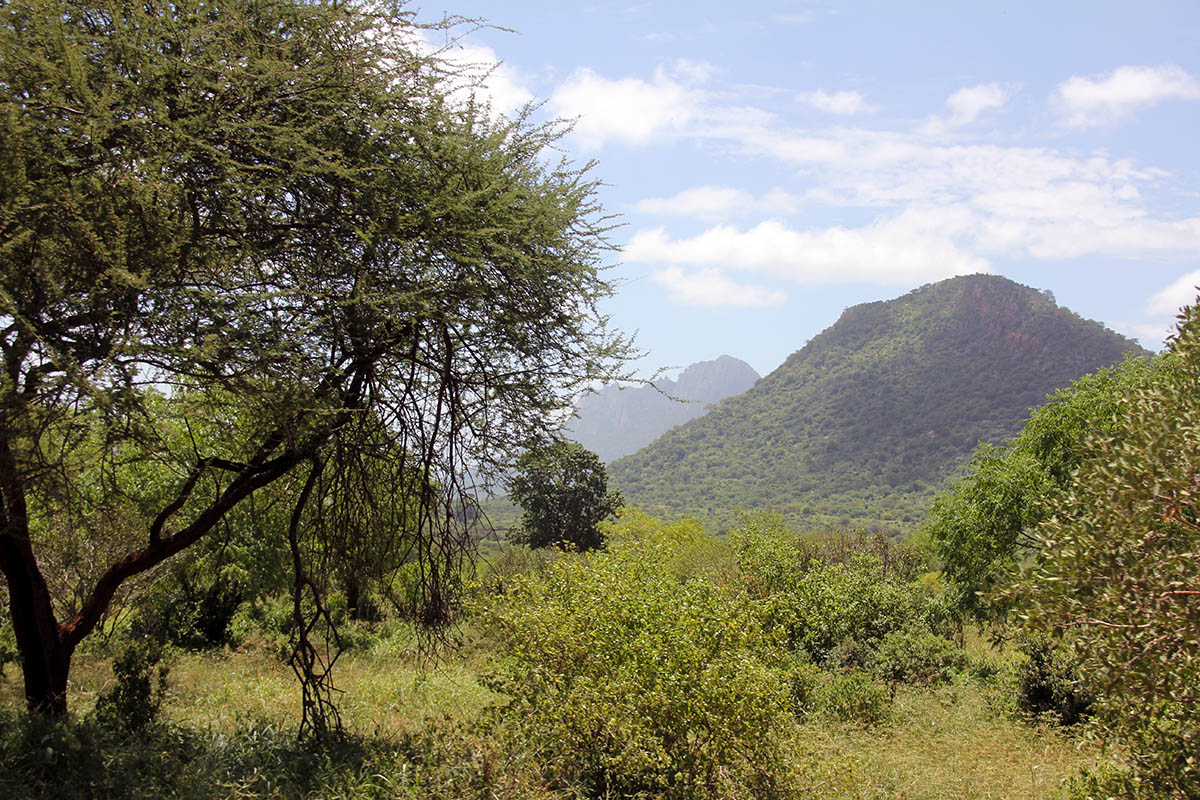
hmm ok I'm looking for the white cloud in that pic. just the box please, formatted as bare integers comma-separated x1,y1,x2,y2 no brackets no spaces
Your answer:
653,267,787,308
1147,268,1200,316
627,217,990,285
550,66,702,148
797,89,876,115
634,186,803,220
945,83,1010,125
556,62,1200,281
668,58,718,85
1052,65,1200,127
917,83,1011,134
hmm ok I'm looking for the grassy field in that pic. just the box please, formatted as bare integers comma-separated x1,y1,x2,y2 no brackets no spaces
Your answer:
0,632,1107,800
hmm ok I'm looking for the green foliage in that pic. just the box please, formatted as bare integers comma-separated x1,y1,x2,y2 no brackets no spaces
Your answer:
813,670,891,725
735,514,959,675
925,354,1167,618
1014,301,1200,797
0,617,18,678
507,441,622,551
872,628,967,688
92,639,169,733
1005,635,1092,727
482,512,806,798
611,275,1147,531
733,514,951,669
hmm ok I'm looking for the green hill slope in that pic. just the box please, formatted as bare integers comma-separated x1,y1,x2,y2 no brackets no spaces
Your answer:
609,274,1150,531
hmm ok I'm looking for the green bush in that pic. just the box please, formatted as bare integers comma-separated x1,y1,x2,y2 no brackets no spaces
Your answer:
872,628,966,688
482,512,809,798
92,639,170,732
731,513,950,667
1010,635,1092,726
785,657,823,719
814,670,891,725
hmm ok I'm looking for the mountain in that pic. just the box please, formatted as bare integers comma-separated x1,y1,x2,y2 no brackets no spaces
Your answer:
608,274,1151,532
566,355,760,463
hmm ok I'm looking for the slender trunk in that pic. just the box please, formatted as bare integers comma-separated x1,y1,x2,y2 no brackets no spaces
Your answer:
345,574,361,621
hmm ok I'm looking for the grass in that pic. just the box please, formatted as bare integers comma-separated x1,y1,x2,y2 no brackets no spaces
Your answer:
1,644,1109,800
809,682,1102,799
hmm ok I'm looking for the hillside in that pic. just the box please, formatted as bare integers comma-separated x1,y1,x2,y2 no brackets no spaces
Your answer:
566,355,760,463
609,275,1150,531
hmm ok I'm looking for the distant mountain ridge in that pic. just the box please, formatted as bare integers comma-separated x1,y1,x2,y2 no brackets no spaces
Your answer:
567,355,760,463
609,274,1150,531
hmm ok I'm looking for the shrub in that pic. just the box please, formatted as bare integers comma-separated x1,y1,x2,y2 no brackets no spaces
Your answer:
785,657,823,719
93,639,170,732
814,670,891,725
482,513,805,798
731,513,949,666
1009,635,1092,726
872,628,966,688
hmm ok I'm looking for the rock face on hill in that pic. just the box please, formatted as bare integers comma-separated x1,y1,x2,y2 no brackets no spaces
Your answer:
566,355,760,463
608,274,1151,531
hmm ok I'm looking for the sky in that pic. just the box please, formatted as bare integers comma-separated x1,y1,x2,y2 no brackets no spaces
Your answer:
419,0,1200,379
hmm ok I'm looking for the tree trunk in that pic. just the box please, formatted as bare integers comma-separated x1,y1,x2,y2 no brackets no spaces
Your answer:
345,574,361,621
0,438,72,715
15,626,71,716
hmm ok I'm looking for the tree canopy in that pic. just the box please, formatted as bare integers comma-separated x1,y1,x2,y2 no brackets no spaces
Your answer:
1015,303,1200,796
0,0,629,718
508,441,621,551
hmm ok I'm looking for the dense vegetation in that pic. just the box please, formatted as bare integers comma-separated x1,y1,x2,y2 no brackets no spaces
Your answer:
0,1,1195,798
610,275,1147,532
0,512,1110,799
568,355,760,463
926,303,1200,798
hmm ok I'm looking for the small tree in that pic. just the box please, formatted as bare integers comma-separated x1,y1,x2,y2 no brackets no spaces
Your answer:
508,441,621,551
924,355,1166,618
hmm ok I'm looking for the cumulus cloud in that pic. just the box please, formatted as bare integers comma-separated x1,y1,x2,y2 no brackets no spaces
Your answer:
711,125,1200,263
797,89,877,115
549,64,707,148
1052,65,1200,127
945,83,1010,124
553,61,1200,286
917,83,1011,134
1147,268,1200,316
628,217,990,285
652,267,787,307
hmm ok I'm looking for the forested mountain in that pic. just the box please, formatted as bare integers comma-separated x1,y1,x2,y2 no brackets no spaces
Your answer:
609,275,1151,531
566,355,760,463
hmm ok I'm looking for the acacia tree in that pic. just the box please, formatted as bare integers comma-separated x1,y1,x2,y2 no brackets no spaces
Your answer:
508,441,621,551
0,0,629,716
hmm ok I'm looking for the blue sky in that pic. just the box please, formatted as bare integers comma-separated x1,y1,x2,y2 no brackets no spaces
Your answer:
424,1,1200,378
